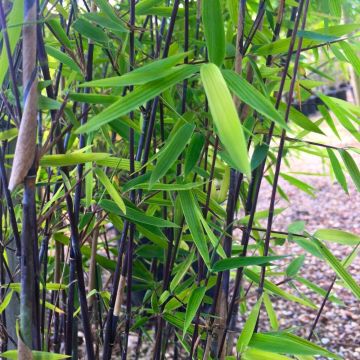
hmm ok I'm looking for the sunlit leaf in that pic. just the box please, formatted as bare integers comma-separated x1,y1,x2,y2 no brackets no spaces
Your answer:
201,64,251,177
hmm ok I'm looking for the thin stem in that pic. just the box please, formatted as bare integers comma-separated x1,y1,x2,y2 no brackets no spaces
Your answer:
257,0,311,328
307,276,336,341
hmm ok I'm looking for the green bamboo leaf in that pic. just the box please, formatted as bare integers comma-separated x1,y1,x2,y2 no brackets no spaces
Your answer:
97,157,143,172
179,191,211,267
329,0,341,17
263,293,279,330
135,0,163,13
340,41,360,76
93,0,121,22
201,64,251,177
239,208,285,225
223,70,289,131
100,199,178,228
94,168,126,214
327,96,360,117
150,123,195,187
327,148,348,193
212,256,286,272
137,224,169,248
244,269,317,309
82,13,128,33
318,105,340,139
236,296,263,354
0,350,70,359
193,189,227,218
280,173,315,197
314,229,360,246
0,0,23,87
331,43,348,62
137,6,186,17
68,93,118,104
183,286,206,336
278,102,324,134
45,45,82,74
242,348,292,360
296,30,337,42
40,153,110,167
0,128,18,142
251,144,269,170
43,301,64,314
85,162,93,208
227,0,239,25
286,255,305,277
184,133,205,176
80,52,192,87
0,291,13,314
196,208,227,259
249,332,341,359
170,252,195,292
320,95,360,142
254,24,360,56
73,18,109,44
339,149,360,192
292,238,323,259
202,0,225,66
76,65,198,134
295,276,344,305
313,237,360,299
46,18,72,49
131,182,204,191
38,96,62,110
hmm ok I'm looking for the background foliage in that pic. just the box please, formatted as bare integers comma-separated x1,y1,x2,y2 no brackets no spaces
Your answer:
0,0,360,359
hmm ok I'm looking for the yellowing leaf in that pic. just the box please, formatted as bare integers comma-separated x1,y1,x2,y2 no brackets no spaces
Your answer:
200,64,251,177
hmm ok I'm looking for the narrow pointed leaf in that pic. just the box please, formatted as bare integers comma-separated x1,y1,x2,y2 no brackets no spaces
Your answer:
0,291,13,314
0,0,23,86
179,191,210,267
150,123,195,187
242,348,292,360
314,229,360,246
45,45,82,74
263,293,279,330
99,199,178,228
327,148,348,193
202,0,225,66
313,237,360,299
40,153,110,167
184,133,205,176
286,255,305,277
80,52,192,87
339,149,360,192
170,252,195,292
76,65,198,134
183,286,206,336
236,296,263,354
94,168,126,214
249,332,341,359
201,64,251,177
244,269,317,309
0,350,70,360
223,70,288,130
212,256,286,272
340,41,360,76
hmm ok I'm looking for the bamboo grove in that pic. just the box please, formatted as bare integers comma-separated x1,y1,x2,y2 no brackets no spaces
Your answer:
0,0,360,359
